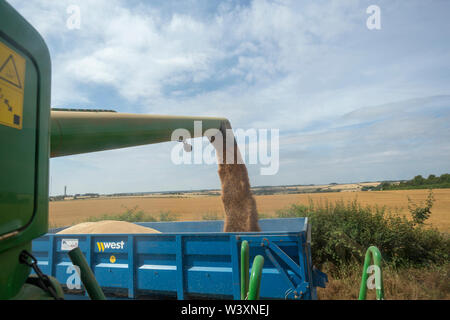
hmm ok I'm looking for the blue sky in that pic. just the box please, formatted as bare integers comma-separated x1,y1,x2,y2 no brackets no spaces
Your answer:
7,0,450,195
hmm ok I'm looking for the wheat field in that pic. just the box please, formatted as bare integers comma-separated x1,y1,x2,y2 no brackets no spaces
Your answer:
49,189,450,232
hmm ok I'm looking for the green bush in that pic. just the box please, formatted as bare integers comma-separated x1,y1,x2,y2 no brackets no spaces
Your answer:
158,211,178,221
408,189,435,225
85,205,157,222
276,199,450,269
202,212,221,220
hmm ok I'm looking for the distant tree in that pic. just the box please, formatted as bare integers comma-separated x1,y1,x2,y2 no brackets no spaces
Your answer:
439,173,450,183
427,174,437,184
412,175,425,186
378,182,391,190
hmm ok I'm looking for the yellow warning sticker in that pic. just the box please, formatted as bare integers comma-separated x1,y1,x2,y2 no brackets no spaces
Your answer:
0,41,26,130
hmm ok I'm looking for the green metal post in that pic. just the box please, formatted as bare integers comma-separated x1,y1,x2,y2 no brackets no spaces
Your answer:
247,255,264,300
358,246,385,300
68,247,106,300
240,241,250,300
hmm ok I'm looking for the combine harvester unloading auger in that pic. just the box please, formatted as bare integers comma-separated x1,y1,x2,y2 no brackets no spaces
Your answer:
0,0,385,300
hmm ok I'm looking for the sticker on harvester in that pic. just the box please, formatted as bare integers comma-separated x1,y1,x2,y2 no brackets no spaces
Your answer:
61,239,79,251
0,41,26,130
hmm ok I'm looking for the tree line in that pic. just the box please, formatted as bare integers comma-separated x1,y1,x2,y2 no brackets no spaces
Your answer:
375,173,450,190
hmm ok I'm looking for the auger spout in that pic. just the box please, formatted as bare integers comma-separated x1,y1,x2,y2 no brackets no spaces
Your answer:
50,110,229,157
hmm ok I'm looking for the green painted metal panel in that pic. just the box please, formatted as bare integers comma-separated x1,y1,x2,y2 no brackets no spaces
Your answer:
0,0,52,299
0,38,38,236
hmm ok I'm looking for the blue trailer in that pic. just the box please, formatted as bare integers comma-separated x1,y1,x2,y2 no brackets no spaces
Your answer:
31,218,327,300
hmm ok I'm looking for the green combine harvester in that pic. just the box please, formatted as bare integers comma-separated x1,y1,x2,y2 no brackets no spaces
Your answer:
0,0,229,300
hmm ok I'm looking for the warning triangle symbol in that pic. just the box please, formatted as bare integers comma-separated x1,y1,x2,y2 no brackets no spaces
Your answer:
0,54,22,89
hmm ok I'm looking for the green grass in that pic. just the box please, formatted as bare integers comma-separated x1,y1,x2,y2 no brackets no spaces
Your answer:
317,262,450,300
158,211,178,221
201,212,222,220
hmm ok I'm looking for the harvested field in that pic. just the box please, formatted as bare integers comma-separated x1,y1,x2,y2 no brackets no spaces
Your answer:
49,189,450,232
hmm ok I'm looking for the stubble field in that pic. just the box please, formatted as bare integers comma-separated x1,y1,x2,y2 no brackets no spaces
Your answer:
49,189,450,232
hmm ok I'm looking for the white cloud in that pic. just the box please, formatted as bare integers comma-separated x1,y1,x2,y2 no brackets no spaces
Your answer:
7,0,450,193
9,0,368,108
